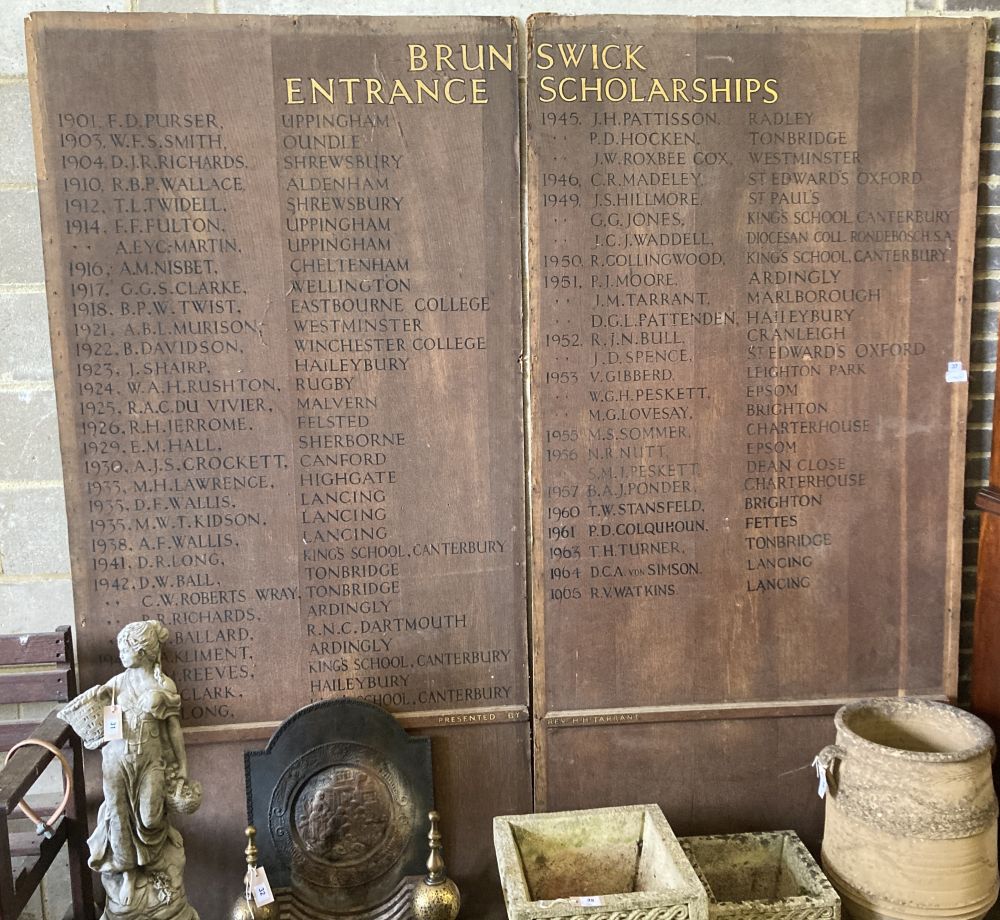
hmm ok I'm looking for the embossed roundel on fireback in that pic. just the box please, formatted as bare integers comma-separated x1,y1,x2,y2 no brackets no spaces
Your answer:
294,764,394,865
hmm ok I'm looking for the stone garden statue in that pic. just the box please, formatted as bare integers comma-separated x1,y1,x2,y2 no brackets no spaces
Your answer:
59,620,202,920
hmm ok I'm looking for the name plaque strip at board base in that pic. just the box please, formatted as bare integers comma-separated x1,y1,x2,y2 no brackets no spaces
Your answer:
182,705,531,745
541,694,950,729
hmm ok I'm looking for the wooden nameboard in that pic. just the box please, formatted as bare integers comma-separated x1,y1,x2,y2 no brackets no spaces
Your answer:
526,16,984,840
27,14,527,918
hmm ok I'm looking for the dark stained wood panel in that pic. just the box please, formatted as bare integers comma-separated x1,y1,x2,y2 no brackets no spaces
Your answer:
543,714,833,850
179,722,531,919
971,506,1000,739
0,631,69,667
27,13,526,917
526,16,984,812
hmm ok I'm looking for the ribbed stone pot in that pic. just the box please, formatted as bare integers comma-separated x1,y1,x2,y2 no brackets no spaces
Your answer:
493,805,708,920
817,698,999,920
679,831,840,920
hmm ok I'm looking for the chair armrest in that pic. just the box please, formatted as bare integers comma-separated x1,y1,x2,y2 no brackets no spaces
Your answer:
0,712,73,817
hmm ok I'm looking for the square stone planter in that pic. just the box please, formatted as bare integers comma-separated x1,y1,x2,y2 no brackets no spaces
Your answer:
679,831,839,920
493,805,708,920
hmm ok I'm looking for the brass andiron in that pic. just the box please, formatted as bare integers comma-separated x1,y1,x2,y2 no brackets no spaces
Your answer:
230,826,274,920
411,811,461,920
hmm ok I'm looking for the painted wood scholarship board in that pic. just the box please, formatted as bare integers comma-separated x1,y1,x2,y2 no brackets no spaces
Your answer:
26,11,983,918
27,14,528,919
527,15,984,836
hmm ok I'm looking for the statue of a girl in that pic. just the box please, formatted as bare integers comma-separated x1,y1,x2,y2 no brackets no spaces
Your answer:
60,621,202,920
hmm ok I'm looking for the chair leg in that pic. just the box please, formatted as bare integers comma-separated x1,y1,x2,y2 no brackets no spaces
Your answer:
0,817,15,920
66,735,96,920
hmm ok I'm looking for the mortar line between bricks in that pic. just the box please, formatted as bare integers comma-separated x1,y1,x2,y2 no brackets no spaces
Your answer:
0,480,63,490
0,381,53,393
0,184,36,192
0,574,71,585
0,77,27,86
0,284,45,294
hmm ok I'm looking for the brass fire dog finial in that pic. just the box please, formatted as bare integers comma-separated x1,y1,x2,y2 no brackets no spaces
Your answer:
230,826,273,920
412,811,461,920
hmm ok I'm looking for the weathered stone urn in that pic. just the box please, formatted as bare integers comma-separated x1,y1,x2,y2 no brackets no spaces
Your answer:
679,831,840,920
493,805,707,920
817,698,999,920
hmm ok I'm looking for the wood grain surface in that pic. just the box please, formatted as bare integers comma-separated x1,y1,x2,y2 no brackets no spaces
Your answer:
526,14,984,827
27,14,527,918
24,11,988,915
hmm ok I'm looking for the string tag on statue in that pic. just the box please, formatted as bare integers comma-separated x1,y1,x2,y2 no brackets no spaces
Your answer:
103,684,123,742
251,866,274,907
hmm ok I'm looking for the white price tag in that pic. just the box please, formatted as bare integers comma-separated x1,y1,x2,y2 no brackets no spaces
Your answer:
946,361,968,383
251,867,275,907
103,705,123,741
812,756,828,799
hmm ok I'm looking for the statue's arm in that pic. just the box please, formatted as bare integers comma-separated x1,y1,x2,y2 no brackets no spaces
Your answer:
165,714,187,778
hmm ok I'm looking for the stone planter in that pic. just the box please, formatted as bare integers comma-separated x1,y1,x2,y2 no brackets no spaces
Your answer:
493,805,707,920
679,832,839,920
818,698,999,920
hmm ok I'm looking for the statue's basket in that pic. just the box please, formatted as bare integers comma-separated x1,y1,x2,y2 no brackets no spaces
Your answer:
57,685,105,749
166,778,202,815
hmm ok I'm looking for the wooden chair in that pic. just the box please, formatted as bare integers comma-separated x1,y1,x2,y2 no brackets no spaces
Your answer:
0,626,95,920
